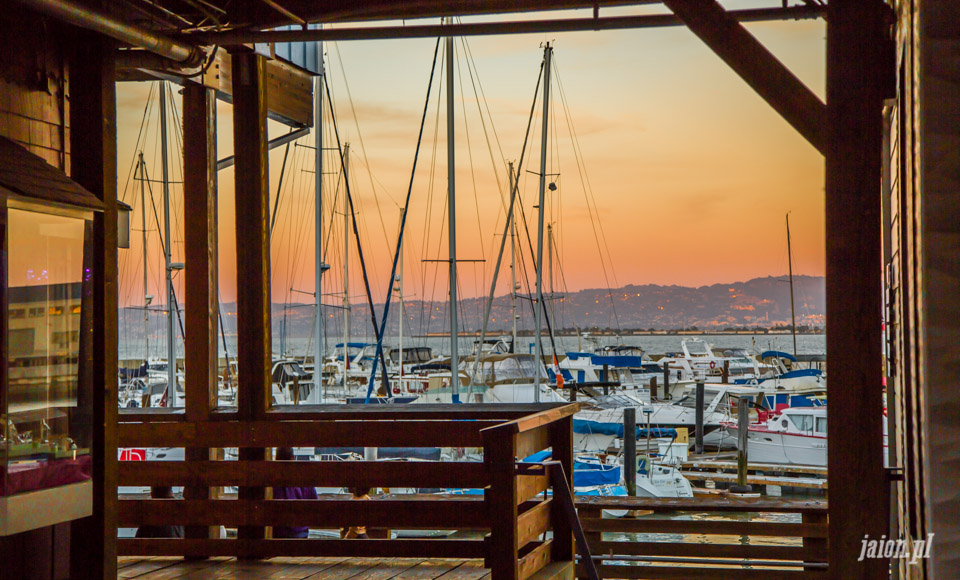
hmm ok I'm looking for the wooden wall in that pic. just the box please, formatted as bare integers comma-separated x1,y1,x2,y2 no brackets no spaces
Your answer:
887,0,960,578
0,6,70,172
0,6,73,579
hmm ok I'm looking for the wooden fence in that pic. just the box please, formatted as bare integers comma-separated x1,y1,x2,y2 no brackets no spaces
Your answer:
116,403,579,580
575,496,828,579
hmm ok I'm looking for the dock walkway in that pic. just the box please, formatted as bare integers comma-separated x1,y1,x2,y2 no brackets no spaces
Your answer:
118,556,490,580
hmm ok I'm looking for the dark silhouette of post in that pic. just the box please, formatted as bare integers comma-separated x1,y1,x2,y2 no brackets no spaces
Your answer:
624,408,637,496
694,382,705,454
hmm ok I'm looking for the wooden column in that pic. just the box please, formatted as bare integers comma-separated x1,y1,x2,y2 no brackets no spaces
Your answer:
484,429,519,580
549,416,574,565
67,27,118,580
182,84,219,547
231,49,272,549
825,1,889,577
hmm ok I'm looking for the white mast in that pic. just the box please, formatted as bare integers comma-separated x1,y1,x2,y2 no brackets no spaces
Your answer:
342,143,350,393
446,33,460,403
314,42,325,402
397,208,405,382
509,161,517,352
786,212,797,357
159,81,177,407
139,153,150,362
533,43,553,401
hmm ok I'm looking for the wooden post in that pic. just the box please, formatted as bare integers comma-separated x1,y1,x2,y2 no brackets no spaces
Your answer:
231,49,272,550
67,26,118,580
731,400,752,493
549,416,575,566
624,408,637,496
182,83,219,548
650,376,657,401
483,427,519,580
826,1,889,577
722,360,730,384
694,382,705,455
662,363,670,400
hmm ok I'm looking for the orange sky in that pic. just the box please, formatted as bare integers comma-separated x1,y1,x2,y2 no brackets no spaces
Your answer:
115,11,826,309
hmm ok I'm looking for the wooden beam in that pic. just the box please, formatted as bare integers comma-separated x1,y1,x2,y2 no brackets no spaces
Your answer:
578,518,828,538
117,49,314,128
548,416,574,565
66,24,118,580
117,419,499,448
182,83,220,547
118,459,489,489
117,538,486,559
661,0,826,154
117,497,487,528
825,1,889,578
231,48,272,549
483,426,520,580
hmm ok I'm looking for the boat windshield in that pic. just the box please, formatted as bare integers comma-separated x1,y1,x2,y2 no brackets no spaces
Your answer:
788,413,815,432
685,341,711,357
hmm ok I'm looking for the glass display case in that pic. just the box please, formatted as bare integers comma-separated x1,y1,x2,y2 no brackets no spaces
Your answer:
0,142,102,534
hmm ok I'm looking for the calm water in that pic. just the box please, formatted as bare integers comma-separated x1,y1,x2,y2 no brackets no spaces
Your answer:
118,332,824,362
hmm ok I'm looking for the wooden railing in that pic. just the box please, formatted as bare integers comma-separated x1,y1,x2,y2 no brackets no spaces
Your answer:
574,496,828,579
116,403,580,580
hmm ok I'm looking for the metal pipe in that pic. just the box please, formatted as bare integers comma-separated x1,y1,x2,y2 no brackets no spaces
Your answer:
19,0,204,65
196,6,824,45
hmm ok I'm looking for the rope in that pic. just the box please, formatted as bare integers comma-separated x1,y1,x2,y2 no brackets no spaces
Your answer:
363,38,443,403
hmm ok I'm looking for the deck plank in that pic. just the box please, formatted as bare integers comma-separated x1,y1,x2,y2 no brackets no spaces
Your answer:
118,557,184,578
118,558,490,580
433,561,490,580
392,559,465,579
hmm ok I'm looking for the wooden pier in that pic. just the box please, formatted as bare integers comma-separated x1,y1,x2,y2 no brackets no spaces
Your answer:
680,460,828,492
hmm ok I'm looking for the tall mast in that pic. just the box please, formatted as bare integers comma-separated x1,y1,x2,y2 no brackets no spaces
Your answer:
139,153,150,362
509,161,517,352
397,208,405,381
159,81,177,407
342,143,350,393
786,212,797,357
533,43,553,400
314,41,325,402
446,33,460,403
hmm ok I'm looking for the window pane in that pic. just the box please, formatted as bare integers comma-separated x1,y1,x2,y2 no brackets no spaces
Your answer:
4,208,91,496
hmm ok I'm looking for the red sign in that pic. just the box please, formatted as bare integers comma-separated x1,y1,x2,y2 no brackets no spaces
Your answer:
119,448,146,461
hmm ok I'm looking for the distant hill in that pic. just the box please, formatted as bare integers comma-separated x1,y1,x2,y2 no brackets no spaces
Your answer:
120,275,825,340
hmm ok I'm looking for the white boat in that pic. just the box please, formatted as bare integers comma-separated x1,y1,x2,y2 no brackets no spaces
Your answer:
723,406,887,468
723,407,828,466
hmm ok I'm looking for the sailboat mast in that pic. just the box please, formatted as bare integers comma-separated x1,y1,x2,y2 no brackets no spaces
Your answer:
398,208,404,381
786,212,797,357
509,161,517,352
533,43,553,400
139,153,149,362
446,34,460,403
314,43,325,402
343,143,350,393
159,81,177,407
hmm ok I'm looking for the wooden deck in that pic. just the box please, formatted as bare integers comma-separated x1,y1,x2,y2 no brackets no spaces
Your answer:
118,556,490,580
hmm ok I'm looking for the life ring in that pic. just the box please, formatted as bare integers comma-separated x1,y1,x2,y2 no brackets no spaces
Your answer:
392,386,401,395
709,361,717,369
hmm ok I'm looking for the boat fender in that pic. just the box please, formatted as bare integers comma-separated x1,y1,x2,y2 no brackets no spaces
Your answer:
709,361,716,369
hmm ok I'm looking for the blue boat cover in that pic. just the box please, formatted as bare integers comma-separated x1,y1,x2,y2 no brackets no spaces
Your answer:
521,450,622,487
573,419,677,439
761,350,797,362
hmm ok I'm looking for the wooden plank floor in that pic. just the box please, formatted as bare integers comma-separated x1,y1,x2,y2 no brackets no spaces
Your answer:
117,557,490,580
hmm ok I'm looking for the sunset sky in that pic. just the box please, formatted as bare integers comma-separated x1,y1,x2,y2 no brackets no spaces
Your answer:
115,8,826,311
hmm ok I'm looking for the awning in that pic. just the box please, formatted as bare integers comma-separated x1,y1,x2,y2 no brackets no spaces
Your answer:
0,137,104,211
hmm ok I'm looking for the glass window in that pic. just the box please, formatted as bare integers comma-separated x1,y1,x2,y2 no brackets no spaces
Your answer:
816,417,827,434
788,414,815,432
3,207,93,497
